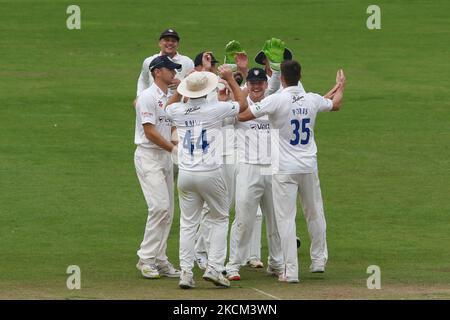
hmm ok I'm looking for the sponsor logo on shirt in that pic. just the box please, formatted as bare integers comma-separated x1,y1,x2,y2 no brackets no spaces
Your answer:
250,123,270,130
141,111,153,118
159,116,172,124
185,106,200,115
292,95,304,105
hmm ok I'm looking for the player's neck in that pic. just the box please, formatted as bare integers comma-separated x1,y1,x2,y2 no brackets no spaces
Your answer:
154,79,169,95
161,51,177,59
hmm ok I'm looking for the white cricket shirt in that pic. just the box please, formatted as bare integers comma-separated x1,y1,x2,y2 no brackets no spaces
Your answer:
166,98,239,172
134,83,172,149
250,86,333,174
235,97,271,165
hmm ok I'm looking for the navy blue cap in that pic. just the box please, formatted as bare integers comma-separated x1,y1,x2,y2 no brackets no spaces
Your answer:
149,55,182,71
246,68,267,81
159,28,180,41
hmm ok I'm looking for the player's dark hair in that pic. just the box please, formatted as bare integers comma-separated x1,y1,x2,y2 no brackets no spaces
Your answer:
233,71,244,86
281,60,301,86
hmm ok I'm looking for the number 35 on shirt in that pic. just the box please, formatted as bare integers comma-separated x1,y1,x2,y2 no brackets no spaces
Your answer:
290,118,311,146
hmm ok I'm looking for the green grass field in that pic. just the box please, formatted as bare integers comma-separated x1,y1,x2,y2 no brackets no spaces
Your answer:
1,0,449,299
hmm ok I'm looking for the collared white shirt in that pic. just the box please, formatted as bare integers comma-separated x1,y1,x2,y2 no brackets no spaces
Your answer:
250,86,333,174
136,52,194,96
166,97,239,172
134,83,172,149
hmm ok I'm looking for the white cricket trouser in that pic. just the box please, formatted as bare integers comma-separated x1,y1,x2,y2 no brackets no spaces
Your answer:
194,203,210,258
226,163,284,273
272,171,328,280
178,168,230,273
222,154,237,208
134,146,174,265
195,154,237,260
229,206,263,264
249,209,263,260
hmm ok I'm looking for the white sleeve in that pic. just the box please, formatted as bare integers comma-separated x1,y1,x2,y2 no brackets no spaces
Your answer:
309,93,333,112
222,116,236,126
184,58,195,76
265,71,281,96
137,94,157,125
136,59,150,97
249,94,278,118
177,56,195,80
216,101,239,119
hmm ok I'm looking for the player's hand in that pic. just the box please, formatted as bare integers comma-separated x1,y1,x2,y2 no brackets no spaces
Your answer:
235,52,248,70
202,52,213,71
218,65,233,81
336,69,346,87
217,80,230,101
224,40,244,64
168,78,181,90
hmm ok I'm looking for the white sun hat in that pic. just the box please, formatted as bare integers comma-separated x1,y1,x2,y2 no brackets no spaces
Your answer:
177,71,218,98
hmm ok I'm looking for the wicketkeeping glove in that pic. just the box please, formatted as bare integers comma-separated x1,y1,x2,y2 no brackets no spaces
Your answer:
224,40,245,71
262,38,286,71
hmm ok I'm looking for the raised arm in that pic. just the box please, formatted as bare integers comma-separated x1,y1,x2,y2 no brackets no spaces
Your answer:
266,69,281,96
218,65,248,113
329,69,346,111
237,107,256,122
235,52,249,82
137,59,150,97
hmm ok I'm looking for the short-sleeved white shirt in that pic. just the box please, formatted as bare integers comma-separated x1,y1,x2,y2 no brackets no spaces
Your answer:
166,98,239,171
134,83,172,149
235,97,271,165
250,86,333,174
137,52,195,96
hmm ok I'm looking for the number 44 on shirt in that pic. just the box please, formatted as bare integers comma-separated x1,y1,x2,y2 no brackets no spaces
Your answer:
183,129,209,155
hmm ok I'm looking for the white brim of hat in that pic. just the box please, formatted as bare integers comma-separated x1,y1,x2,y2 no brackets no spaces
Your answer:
177,72,219,98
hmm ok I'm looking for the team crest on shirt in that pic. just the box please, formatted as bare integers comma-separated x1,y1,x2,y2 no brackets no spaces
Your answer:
157,100,164,108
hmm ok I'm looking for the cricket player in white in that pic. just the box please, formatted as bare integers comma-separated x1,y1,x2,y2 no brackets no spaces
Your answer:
134,55,183,279
136,29,194,97
226,67,284,281
166,66,248,289
190,51,220,270
238,60,346,282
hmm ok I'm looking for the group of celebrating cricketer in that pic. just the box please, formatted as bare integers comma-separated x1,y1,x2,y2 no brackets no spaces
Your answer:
133,28,346,289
